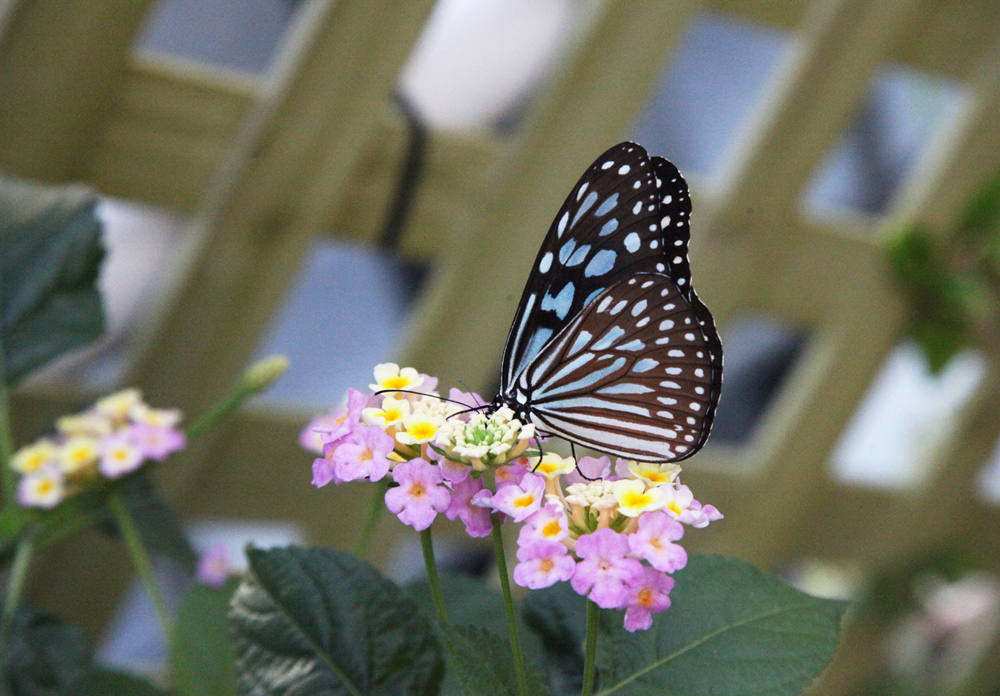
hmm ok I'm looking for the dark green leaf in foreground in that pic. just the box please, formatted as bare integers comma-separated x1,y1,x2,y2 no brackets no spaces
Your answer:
522,583,587,696
88,669,169,696
596,555,846,696
442,624,549,696
0,176,105,385
5,608,90,696
172,580,240,696
231,546,443,696
115,472,197,571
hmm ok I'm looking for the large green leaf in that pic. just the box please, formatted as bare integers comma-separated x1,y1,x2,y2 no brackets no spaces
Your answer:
442,624,549,696
5,608,90,696
114,472,197,571
596,555,846,696
0,175,105,385
522,583,587,696
230,546,444,696
172,579,240,696
88,669,169,696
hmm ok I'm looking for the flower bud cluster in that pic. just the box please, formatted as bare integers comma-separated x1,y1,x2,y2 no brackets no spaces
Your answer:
303,363,722,632
11,389,186,509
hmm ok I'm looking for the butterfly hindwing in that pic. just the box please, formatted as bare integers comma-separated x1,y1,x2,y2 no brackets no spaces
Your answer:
514,273,720,462
500,143,694,392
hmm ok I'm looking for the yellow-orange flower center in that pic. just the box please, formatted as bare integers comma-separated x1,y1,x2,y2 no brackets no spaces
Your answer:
540,559,554,572
514,494,536,509
542,520,562,538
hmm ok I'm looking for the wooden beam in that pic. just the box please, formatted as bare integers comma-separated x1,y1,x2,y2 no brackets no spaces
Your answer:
0,0,155,181
124,0,436,455
401,0,704,391
86,54,256,212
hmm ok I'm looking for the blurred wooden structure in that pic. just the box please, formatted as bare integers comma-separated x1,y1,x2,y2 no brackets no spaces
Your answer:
3,0,1000,692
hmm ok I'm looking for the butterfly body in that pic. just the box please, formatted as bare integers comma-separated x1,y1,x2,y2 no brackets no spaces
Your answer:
490,142,722,463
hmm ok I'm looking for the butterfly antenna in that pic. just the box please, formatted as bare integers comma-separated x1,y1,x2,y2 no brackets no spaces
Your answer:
446,404,491,421
374,389,485,410
457,379,488,408
569,441,603,481
531,438,545,473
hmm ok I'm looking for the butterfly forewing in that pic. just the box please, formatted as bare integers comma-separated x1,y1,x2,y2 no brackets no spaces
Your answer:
500,143,694,391
516,273,720,462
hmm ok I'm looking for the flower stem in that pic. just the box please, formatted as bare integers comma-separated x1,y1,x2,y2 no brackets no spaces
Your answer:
108,491,172,643
491,512,528,696
0,534,34,679
0,338,15,504
353,483,384,558
581,598,601,696
185,355,288,440
420,527,449,625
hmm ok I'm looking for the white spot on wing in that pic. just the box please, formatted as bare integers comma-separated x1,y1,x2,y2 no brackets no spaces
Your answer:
539,252,553,273
624,233,641,252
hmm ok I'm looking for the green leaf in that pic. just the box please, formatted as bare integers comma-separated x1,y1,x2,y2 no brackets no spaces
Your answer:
0,175,105,385
408,573,509,635
442,624,549,696
596,555,847,696
114,472,197,572
5,608,90,696
171,579,240,696
231,545,444,696
522,584,587,696
87,669,169,696
408,573,550,696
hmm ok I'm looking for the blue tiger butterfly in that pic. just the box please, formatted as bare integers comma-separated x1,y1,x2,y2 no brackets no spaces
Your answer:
488,142,723,462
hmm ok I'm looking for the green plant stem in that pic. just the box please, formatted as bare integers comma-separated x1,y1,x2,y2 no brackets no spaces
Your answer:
420,527,449,625
108,491,171,643
184,385,255,440
491,512,528,696
0,535,34,681
353,483,384,558
0,338,15,504
581,598,600,696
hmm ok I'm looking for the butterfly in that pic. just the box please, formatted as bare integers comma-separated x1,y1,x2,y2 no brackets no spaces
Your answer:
488,142,722,462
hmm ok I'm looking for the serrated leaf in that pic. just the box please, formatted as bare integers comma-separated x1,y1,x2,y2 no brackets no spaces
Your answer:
87,669,169,696
231,546,443,696
522,584,587,696
0,175,105,385
408,573,549,696
171,580,239,696
442,624,549,696
596,555,846,696
5,608,90,696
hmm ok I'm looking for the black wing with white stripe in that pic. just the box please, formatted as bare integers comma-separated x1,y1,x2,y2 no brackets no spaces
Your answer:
498,142,694,392
514,273,720,462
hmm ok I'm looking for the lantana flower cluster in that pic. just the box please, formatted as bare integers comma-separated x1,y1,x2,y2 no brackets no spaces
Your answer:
304,363,722,631
11,388,186,509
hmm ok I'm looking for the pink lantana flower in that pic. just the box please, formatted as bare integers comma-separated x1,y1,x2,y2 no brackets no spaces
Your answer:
567,456,612,484
513,540,576,589
130,423,186,462
444,476,492,538
571,528,643,609
332,424,394,482
494,461,528,488
98,430,145,479
664,483,724,528
303,388,368,453
491,472,545,523
196,544,231,587
628,510,687,573
427,446,470,483
624,566,675,632
385,458,451,531
518,502,569,545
